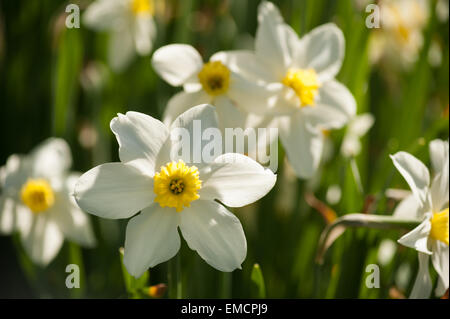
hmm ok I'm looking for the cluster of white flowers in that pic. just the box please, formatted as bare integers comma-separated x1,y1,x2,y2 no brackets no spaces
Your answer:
0,1,446,300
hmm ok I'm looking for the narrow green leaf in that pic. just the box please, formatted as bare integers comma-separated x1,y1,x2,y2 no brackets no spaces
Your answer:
119,248,149,298
251,263,266,298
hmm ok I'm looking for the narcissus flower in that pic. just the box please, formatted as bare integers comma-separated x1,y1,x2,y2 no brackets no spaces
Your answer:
391,139,449,298
151,44,272,130
84,0,157,72
0,138,96,266
214,1,356,178
369,0,429,69
341,113,375,158
74,105,276,277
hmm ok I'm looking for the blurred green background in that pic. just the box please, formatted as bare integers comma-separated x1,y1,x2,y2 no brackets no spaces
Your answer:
0,0,448,298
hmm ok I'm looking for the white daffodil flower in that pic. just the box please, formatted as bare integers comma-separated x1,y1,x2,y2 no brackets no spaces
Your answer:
74,104,276,277
84,0,157,72
213,1,356,178
391,139,449,298
151,43,273,131
341,113,375,158
0,138,96,266
370,0,429,69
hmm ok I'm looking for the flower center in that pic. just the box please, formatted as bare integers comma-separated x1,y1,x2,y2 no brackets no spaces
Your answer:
20,179,55,213
198,61,230,97
131,0,153,15
430,208,449,246
282,68,320,107
153,160,202,212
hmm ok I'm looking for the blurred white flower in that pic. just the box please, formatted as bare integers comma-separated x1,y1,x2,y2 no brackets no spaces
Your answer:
214,1,356,178
341,113,375,158
370,0,429,69
84,0,157,72
0,138,96,266
377,239,397,266
74,105,276,277
391,139,449,298
151,43,272,132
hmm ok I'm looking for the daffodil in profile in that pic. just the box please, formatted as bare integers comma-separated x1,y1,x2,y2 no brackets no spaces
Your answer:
215,1,356,178
74,104,276,277
83,0,157,72
391,139,449,298
0,138,96,266
151,44,272,130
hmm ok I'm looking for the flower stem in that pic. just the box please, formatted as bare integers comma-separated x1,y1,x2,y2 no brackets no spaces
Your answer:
168,253,182,299
220,272,232,298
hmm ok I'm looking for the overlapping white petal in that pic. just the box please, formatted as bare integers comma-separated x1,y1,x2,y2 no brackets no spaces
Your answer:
74,162,154,219
30,138,72,181
20,214,64,266
294,23,345,82
110,111,169,174
431,240,449,296
278,114,324,178
409,252,433,299
397,216,432,255
200,153,276,207
152,44,204,86
134,14,156,56
124,204,181,277
390,152,430,207
180,200,246,272
163,90,210,126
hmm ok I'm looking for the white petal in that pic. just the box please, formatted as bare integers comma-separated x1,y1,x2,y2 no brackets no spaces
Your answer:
108,24,136,72
227,73,276,115
152,44,203,86
430,172,449,213
30,138,72,180
347,113,375,137
294,23,345,82
303,80,356,129
256,2,298,76
398,217,432,254
110,111,169,174
213,95,247,132
390,152,430,207
51,187,96,247
210,50,276,83
21,214,64,266
169,104,219,166
180,200,246,272
409,252,432,299
83,0,126,31
74,162,154,219
162,90,210,127
431,240,449,296
429,139,449,174
199,153,276,207
124,204,180,277
278,114,323,179
393,194,422,219
0,195,15,234
1,154,31,193
134,14,156,56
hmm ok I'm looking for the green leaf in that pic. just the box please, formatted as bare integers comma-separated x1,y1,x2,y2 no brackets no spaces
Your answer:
251,263,266,298
316,214,421,264
119,248,149,298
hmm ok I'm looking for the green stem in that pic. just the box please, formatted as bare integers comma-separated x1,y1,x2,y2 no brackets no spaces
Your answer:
316,214,421,264
220,272,232,298
168,253,182,299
